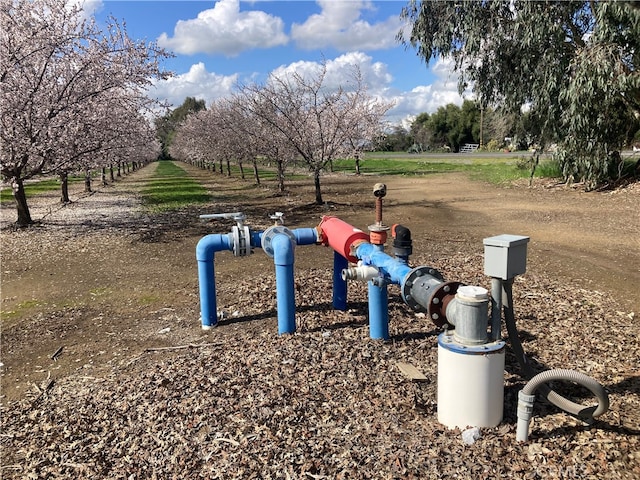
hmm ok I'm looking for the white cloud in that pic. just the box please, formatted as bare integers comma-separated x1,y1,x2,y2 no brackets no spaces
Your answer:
149,56,468,127
74,0,103,21
385,58,470,125
157,0,288,56
149,63,238,108
265,54,468,125
291,0,402,51
270,52,393,91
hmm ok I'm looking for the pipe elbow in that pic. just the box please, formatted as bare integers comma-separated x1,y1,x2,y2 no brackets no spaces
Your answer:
272,233,295,265
196,233,232,261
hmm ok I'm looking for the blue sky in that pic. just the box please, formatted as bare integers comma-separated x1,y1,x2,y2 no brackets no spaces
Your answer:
89,0,469,126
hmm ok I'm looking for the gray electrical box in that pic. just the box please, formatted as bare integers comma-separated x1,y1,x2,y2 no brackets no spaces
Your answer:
483,234,530,280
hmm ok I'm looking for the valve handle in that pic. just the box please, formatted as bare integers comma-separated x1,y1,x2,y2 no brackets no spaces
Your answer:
200,212,246,229
270,212,285,225
199,212,245,221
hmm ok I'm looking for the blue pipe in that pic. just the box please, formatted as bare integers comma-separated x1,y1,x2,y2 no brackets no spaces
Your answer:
272,233,296,334
366,244,390,340
292,227,319,246
355,242,412,285
196,233,233,329
197,226,318,331
333,251,348,311
368,280,389,339
251,227,318,248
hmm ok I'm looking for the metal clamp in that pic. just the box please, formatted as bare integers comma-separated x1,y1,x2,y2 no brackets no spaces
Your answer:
261,225,296,258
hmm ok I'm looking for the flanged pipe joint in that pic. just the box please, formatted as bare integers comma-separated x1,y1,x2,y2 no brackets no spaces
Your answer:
400,265,462,327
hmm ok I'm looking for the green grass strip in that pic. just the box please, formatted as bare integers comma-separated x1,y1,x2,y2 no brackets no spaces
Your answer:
141,161,210,211
0,177,84,203
332,154,560,184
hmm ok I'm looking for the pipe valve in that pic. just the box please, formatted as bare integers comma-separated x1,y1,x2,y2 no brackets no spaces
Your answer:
270,212,285,225
373,183,387,198
369,183,390,245
199,212,251,257
342,262,379,282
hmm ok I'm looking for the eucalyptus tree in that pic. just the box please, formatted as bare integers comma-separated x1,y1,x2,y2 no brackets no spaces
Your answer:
400,0,640,188
241,63,392,204
0,0,170,225
155,97,206,159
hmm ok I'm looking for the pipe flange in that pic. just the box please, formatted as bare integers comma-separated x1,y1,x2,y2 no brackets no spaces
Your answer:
261,225,296,258
401,266,444,312
232,225,252,257
428,281,463,327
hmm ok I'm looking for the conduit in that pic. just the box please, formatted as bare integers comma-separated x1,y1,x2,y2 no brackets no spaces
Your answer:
503,279,610,441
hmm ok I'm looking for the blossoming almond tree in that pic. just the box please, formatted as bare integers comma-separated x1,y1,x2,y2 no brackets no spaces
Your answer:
0,0,170,225
240,63,393,204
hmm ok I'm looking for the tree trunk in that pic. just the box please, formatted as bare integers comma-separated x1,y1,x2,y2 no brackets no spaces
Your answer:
277,159,285,192
252,160,260,185
226,158,231,177
12,177,33,226
60,171,70,204
219,158,223,174
355,154,361,175
110,163,115,182
117,162,121,177
239,162,245,179
528,151,540,187
101,167,108,186
84,168,92,193
314,169,323,204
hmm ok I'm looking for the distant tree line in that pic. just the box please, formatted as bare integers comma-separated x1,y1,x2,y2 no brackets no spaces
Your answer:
375,99,639,157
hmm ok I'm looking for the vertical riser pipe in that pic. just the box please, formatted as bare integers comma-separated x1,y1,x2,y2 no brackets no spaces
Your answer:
198,260,217,329
368,281,389,340
196,233,233,329
333,251,348,311
272,233,296,335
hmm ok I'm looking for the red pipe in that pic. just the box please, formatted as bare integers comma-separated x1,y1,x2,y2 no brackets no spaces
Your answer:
318,216,369,263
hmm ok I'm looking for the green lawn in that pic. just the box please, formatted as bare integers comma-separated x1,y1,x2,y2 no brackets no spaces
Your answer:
332,153,561,184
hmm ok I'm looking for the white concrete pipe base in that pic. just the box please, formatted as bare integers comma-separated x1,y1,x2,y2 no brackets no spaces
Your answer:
437,332,506,429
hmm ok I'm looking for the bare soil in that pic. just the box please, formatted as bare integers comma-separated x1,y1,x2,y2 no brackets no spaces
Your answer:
1,163,638,479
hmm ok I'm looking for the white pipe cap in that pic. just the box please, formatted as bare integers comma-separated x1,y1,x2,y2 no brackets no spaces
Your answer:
457,285,489,300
